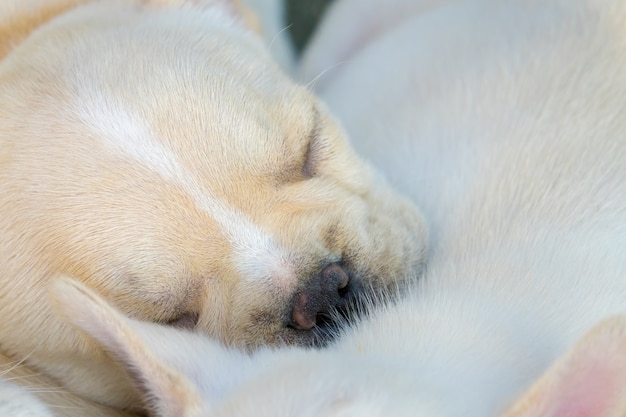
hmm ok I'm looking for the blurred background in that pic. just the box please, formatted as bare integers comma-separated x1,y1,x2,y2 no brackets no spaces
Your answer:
285,0,334,53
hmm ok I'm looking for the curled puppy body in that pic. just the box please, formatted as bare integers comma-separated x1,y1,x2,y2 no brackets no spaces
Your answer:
48,0,626,416
0,0,428,413
299,0,626,413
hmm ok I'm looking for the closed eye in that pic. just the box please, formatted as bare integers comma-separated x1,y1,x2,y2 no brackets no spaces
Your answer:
302,108,321,179
275,106,324,184
165,311,199,330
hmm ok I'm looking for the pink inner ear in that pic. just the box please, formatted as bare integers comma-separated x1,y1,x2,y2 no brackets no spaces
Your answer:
548,358,620,417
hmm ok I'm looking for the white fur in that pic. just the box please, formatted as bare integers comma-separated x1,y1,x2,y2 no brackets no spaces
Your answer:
76,95,184,184
0,380,53,417
296,3,626,415
0,0,428,413
33,0,626,416
63,0,625,415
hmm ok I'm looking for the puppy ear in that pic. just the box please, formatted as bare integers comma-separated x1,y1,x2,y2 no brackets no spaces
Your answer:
501,315,626,417
49,277,210,417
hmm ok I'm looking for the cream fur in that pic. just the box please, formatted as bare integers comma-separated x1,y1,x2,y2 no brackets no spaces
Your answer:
0,0,427,414
44,0,626,416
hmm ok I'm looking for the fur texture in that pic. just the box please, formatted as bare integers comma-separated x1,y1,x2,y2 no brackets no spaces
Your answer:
0,379,53,417
0,0,427,414
46,0,626,416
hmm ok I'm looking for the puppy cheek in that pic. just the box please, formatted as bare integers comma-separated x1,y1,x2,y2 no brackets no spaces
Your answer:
342,198,428,292
194,279,287,348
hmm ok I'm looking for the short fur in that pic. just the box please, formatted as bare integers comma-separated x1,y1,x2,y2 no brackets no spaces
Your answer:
0,0,427,414
41,0,626,416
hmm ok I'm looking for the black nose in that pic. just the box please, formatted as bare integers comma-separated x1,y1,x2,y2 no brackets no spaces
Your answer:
290,263,351,330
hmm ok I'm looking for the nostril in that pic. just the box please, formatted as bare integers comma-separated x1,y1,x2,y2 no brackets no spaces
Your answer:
291,292,317,330
320,263,350,296
289,263,353,331
338,284,350,298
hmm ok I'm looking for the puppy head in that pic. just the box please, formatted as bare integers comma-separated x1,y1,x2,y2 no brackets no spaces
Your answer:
1,0,427,348
0,1,426,347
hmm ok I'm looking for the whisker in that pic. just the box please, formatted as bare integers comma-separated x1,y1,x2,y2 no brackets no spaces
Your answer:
0,372,46,382
0,346,40,376
267,23,293,56
39,404,82,410
19,388,67,395
304,60,354,90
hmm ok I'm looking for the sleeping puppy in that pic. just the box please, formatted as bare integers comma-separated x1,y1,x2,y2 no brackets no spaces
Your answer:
45,0,626,416
0,0,427,413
